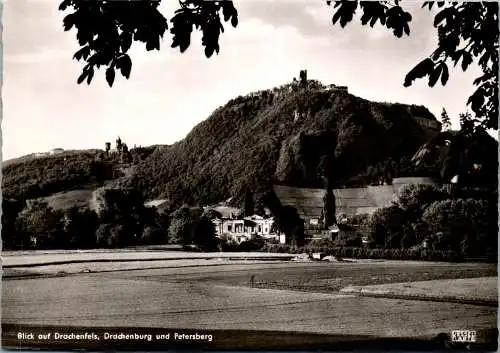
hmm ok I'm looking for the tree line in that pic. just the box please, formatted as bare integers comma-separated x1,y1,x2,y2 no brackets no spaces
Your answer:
1,188,218,251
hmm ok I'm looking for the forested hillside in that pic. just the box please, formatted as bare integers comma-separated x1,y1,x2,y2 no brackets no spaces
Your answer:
2,79,497,257
129,80,439,210
2,146,158,201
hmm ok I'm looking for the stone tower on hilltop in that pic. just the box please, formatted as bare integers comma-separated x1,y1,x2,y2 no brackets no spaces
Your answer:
299,69,307,86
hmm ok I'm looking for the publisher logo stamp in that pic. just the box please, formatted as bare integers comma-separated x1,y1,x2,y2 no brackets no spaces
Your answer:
451,330,476,343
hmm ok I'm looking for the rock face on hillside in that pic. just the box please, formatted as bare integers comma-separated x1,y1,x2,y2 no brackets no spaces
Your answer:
129,79,442,210
275,131,336,187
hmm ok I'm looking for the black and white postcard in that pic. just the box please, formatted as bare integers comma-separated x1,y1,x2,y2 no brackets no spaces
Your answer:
1,0,498,351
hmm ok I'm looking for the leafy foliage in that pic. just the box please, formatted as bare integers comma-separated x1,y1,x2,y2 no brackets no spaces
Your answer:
167,205,218,249
365,183,497,258
422,198,497,256
330,1,412,37
63,207,99,248
397,184,450,214
333,227,363,247
192,215,219,251
59,0,238,86
15,201,66,249
411,129,498,185
95,187,155,245
329,1,498,130
60,1,498,131
1,199,26,249
367,205,408,249
263,243,473,263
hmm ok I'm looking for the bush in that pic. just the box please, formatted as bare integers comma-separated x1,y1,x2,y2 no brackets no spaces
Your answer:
333,226,363,247
347,213,370,226
64,207,98,249
219,234,239,251
398,184,450,213
140,226,167,245
422,198,495,256
367,205,407,248
2,199,26,250
95,223,135,248
15,201,66,249
193,216,219,251
168,212,193,245
238,237,266,252
256,242,480,262
110,224,137,247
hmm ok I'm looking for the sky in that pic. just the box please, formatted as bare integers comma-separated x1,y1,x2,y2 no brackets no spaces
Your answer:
2,0,489,160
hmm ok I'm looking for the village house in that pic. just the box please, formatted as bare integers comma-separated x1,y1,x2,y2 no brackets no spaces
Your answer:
211,212,280,244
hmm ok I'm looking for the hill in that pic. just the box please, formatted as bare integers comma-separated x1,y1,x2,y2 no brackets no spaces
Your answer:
2,146,159,203
2,78,448,213
128,79,442,211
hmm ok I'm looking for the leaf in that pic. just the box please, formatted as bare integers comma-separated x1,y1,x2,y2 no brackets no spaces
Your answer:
86,67,95,85
478,51,491,68
421,2,434,10
120,32,133,53
204,45,215,58
63,13,76,31
467,89,485,112
231,14,238,27
117,55,132,79
360,11,372,26
106,68,115,87
222,4,234,22
428,64,443,87
331,8,343,26
473,75,485,86
404,58,434,87
72,46,90,61
433,8,449,27
179,35,191,53
393,25,403,38
369,15,379,27
58,0,71,11
440,63,449,85
338,2,358,28
450,50,463,67
77,69,89,84
403,22,410,36
461,51,473,71
146,37,160,51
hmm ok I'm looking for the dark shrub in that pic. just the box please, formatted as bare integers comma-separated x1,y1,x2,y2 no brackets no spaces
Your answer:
140,226,167,245
15,201,66,249
238,237,266,252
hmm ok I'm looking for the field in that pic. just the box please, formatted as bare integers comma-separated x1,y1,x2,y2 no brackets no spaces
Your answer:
145,261,496,293
38,189,95,211
2,254,497,350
